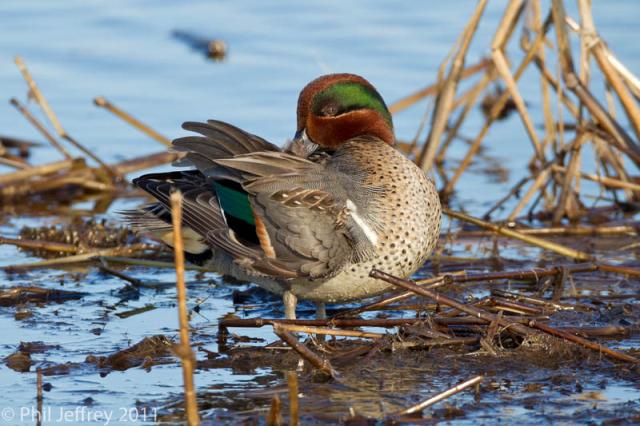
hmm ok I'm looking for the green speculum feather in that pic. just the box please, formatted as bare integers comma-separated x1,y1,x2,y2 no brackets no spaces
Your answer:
213,181,255,225
312,81,393,128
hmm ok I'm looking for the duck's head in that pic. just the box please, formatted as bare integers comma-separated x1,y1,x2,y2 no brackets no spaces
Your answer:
294,74,394,151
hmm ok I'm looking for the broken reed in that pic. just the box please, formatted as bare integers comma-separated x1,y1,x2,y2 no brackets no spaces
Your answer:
170,192,200,426
400,0,640,224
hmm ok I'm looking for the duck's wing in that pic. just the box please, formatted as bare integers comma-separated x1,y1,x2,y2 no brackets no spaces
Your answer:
212,150,381,279
172,120,280,173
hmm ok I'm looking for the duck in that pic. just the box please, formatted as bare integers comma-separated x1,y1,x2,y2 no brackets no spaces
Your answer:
126,73,441,319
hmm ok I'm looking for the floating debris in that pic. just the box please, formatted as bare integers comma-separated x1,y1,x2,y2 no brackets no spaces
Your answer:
172,30,227,61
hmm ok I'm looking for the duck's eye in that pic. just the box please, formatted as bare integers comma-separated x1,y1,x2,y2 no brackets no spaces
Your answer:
320,103,339,117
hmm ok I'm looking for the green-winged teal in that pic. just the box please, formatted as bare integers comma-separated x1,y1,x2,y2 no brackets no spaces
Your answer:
127,74,441,319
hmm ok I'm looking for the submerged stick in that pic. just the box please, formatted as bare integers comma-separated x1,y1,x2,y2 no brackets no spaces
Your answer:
274,324,338,379
170,191,200,426
94,97,172,147
443,209,592,260
395,375,483,416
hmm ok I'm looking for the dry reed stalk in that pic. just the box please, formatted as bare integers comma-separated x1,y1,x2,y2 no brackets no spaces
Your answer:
14,57,64,136
170,191,200,426
266,394,283,426
435,72,494,165
0,158,82,186
36,368,43,426
10,98,72,160
530,55,580,117
552,133,587,223
597,263,640,278
112,151,181,175
590,135,635,201
14,56,118,180
443,208,592,260
94,97,172,147
530,1,556,152
604,50,640,99
551,3,640,162
417,0,488,171
492,289,578,311
0,156,29,169
0,236,77,253
279,324,384,339
560,325,630,338
491,0,544,162
577,1,640,142
287,371,299,426
507,167,552,220
444,263,597,285
443,11,553,195
388,58,490,114
394,375,483,416
577,0,592,89
393,337,480,350
273,324,338,378
5,243,150,270
458,224,637,237
551,164,640,193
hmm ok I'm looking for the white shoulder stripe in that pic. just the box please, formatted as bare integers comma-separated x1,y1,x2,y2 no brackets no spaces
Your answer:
346,199,378,246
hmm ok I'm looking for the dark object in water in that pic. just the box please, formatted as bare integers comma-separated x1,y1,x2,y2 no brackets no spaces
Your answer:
5,350,31,372
87,335,174,372
0,286,86,307
172,30,227,61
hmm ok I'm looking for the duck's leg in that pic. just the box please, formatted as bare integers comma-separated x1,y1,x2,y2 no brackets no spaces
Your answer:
315,302,326,320
283,290,298,320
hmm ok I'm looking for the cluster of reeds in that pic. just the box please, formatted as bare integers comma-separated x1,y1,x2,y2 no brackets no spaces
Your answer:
392,0,639,224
